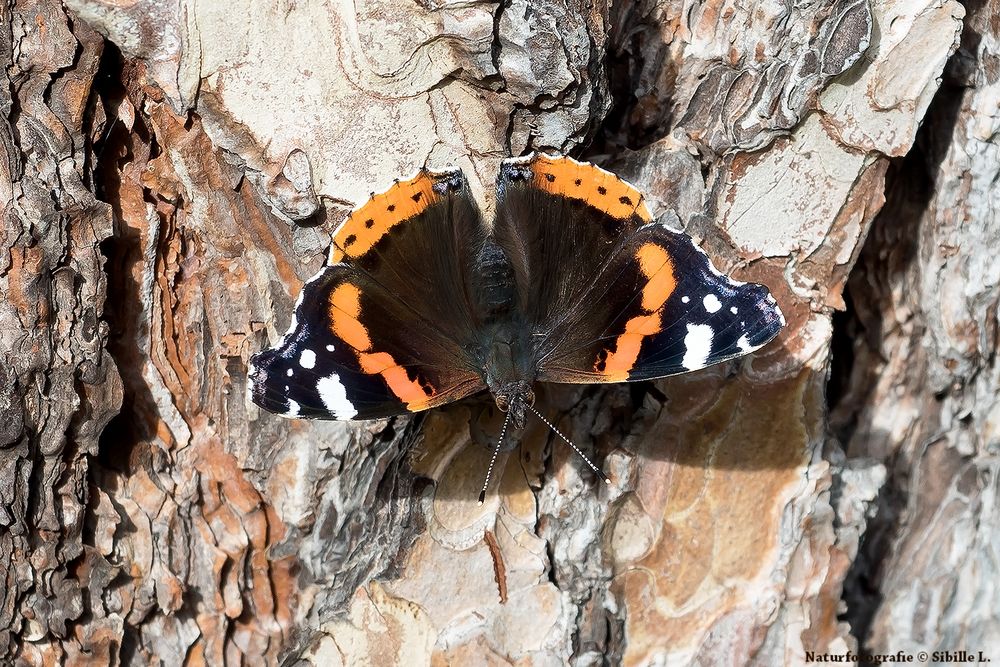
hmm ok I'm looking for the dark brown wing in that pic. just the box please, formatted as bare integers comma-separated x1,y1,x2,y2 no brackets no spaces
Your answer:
249,168,488,419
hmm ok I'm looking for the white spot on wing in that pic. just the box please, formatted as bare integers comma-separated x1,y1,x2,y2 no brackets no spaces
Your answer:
737,335,753,353
682,323,714,370
286,368,294,377
317,373,358,419
285,398,300,417
300,349,316,369
681,296,690,304
703,294,722,313
326,344,335,351
730,306,738,314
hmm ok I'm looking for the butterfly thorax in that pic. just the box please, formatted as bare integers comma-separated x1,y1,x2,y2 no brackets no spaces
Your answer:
474,239,536,428
483,334,535,428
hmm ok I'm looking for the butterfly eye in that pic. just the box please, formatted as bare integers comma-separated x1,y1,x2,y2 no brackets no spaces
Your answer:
496,395,510,412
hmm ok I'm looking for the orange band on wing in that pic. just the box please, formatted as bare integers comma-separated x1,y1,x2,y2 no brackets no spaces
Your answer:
329,283,371,350
358,352,434,403
596,242,676,380
528,154,652,222
636,243,675,311
329,170,454,263
327,281,437,406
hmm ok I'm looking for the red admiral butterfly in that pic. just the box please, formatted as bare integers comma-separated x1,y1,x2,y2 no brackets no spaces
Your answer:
248,154,784,497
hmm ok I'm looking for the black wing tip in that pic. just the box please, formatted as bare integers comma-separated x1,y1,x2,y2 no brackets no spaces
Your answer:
671,227,787,339
248,352,359,421
248,341,333,420
748,290,785,347
707,284,784,363
247,354,292,417
248,347,299,418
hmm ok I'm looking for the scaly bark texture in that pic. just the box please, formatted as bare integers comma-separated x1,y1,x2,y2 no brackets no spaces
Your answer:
1,0,989,664
833,0,1000,655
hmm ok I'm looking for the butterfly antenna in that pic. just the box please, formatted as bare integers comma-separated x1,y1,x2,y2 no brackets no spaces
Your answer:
527,405,611,485
478,408,514,505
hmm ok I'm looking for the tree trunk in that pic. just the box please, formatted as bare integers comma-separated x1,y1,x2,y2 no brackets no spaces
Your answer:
1,0,991,664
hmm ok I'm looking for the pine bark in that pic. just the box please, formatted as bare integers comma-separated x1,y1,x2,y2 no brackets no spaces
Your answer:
1,0,993,664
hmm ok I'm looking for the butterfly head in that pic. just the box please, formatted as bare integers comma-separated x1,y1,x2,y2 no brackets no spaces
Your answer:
492,380,535,430
478,382,610,505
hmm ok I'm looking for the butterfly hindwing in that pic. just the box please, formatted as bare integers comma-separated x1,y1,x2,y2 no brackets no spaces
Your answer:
249,169,488,420
494,154,784,384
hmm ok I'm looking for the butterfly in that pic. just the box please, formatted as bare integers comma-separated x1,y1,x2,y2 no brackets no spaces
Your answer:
248,154,784,494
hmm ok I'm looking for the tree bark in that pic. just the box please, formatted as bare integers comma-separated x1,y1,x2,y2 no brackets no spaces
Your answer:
1,0,991,664
832,0,1000,654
